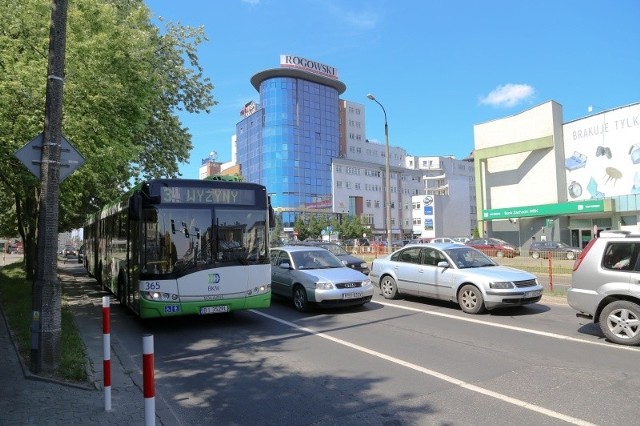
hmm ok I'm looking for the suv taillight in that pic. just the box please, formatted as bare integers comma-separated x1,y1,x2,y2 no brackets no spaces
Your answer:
572,238,597,271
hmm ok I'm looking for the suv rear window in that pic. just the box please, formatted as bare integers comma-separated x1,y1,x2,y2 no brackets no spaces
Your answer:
601,242,640,271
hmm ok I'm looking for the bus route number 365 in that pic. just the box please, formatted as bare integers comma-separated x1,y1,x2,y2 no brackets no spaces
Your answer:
144,281,161,291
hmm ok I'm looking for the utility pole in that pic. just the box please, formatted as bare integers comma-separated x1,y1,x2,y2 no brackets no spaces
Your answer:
31,0,68,374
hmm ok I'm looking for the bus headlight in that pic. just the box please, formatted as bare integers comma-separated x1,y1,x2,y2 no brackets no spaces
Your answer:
248,284,271,295
142,291,176,301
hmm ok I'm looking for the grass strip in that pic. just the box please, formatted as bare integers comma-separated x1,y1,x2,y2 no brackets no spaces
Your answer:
0,263,88,382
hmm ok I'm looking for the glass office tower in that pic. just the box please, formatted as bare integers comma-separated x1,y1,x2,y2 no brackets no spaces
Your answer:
237,66,346,228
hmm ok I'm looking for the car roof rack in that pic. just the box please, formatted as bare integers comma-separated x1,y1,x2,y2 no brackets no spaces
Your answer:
598,230,640,238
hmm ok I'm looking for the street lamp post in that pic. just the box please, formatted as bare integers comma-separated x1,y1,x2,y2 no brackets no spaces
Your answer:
367,93,393,253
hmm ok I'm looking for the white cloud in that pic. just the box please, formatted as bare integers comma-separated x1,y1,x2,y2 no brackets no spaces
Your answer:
479,84,535,108
241,0,260,5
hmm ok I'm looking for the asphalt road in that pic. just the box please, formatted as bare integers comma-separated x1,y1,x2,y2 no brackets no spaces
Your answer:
95,273,640,426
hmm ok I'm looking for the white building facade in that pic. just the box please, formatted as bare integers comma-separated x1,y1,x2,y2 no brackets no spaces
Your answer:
408,156,476,239
474,100,640,251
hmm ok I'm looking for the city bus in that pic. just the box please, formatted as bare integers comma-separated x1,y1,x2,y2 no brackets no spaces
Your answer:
83,178,273,319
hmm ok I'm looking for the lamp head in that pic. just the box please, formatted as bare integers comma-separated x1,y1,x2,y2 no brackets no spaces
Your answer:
366,94,375,100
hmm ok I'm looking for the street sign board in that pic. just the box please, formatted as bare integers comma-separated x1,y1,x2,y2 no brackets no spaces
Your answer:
14,133,85,182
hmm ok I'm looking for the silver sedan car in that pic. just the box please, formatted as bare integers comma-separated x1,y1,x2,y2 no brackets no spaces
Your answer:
270,246,374,312
369,243,543,314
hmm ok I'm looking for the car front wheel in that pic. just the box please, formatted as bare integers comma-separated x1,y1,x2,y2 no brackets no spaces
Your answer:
458,284,486,314
599,300,640,345
293,285,310,312
380,275,398,299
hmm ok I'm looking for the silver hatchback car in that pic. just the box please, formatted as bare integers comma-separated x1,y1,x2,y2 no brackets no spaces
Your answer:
270,246,374,312
369,243,542,314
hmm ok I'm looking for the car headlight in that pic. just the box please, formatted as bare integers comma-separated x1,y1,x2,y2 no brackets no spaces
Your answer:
489,281,514,289
359,262,368,268
362,278,371,286
315,282,334,290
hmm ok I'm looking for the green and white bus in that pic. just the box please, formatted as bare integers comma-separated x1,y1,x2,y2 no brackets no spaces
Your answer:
83,178,273,319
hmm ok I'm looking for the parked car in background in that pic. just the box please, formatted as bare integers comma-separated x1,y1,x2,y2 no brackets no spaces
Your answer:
466,238,519,257
287,241,370,274
369,243,542,314
528,241,582,260
430,237,456,244
431,237,466,244
452,237,471,244
568,230,640,346
270,246,374,312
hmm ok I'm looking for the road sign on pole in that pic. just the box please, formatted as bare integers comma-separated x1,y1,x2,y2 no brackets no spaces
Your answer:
14,132,84,182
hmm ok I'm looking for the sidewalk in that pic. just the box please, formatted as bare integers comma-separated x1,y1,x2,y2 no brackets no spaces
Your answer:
0,259,163,425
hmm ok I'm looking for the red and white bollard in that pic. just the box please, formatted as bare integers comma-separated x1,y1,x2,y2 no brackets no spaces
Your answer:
102,296,111,411
143,334,155,426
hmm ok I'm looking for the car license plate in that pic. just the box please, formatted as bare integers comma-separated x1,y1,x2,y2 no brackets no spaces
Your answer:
200,305,229,315
343,292,362,300
524,290,541,298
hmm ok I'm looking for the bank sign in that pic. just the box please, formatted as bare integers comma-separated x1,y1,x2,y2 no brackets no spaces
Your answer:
280,55,338,80
483,200,605,219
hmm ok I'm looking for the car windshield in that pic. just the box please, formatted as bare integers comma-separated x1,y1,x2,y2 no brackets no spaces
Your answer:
319,244,348,256
291,250,344,269
445,247,497,269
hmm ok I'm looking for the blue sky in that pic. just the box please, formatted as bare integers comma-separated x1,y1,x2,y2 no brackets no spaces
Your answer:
145,0,640,179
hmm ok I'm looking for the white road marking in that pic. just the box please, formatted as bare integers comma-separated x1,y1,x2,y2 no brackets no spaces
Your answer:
252,310,596,426
374,300,640,352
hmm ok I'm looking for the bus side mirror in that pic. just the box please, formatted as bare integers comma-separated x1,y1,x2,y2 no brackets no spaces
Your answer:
128,193,142,221
268,202,275,228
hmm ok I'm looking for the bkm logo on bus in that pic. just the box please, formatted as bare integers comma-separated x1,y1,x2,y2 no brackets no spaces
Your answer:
208,273,221,284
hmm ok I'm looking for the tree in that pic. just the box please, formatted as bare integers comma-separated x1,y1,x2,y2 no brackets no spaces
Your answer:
0,0,215,279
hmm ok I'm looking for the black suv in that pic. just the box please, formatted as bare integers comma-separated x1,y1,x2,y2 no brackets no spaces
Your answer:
288,241,370,274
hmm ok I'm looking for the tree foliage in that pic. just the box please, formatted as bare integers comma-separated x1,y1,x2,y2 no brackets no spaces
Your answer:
0,0,215,278
293,213,370,242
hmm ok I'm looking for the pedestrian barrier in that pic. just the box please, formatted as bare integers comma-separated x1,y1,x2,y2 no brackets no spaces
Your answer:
143,334,155,426
102,296,111,411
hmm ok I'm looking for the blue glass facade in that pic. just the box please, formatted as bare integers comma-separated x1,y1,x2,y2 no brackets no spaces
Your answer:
237,71,344,228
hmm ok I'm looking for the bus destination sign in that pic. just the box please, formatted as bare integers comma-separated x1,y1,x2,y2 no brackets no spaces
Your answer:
160,187,256,205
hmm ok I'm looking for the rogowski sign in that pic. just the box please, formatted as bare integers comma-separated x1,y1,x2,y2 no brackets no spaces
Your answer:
280,55,339,79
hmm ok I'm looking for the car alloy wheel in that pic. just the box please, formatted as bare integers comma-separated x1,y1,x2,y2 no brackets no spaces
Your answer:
458,284,486,314
380,275,398,299
293,285,310,312
600,301,640,345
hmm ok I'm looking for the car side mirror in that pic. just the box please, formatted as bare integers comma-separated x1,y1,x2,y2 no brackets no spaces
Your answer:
279,262,291,269
437,261,450,268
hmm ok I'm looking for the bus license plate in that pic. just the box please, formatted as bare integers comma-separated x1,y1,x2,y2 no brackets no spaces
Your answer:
200,305,230,315
524,290,541,298
343,292,362,300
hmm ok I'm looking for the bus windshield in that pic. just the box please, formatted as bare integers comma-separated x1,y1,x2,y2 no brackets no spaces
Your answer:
141,206,268,275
